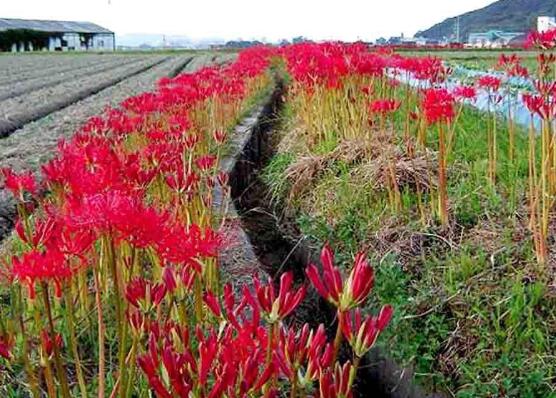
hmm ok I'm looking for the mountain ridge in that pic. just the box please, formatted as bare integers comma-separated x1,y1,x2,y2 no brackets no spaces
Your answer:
416,0,556,41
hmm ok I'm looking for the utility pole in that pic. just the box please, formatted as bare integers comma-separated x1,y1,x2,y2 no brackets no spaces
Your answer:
454,16,461,43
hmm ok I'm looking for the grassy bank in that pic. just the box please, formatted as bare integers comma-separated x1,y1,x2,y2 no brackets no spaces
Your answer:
262,59,556,397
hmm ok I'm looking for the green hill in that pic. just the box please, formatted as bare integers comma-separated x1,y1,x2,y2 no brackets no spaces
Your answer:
416,0,556,41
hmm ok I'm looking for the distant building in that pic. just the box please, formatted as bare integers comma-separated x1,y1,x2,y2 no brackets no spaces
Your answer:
538,16,556,32
468,30,524,48
387,36,402,45
0,18,114,52
508,33,528,47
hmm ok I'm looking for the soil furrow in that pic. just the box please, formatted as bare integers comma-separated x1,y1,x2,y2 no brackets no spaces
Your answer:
0,55,119,85
0,56,168,138
0,56,145,101
0,56,118,88
167,56,194,78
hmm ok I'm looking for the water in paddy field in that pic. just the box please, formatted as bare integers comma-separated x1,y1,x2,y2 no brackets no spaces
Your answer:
392,66,552,132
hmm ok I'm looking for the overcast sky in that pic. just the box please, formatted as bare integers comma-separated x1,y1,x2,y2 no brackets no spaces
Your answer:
2,0,496,41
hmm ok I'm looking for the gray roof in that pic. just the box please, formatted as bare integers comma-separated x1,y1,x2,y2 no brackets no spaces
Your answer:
0,18,113,34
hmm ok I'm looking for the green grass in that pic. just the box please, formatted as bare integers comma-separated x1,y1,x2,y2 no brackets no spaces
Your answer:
263,80,556,397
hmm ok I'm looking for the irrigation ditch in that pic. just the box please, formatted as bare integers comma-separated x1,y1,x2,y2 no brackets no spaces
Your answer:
220,74,436,398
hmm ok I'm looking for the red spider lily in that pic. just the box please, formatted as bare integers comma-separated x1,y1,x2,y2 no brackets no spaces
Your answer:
421,88,455,125
161,343,195,396
534,80,556,97
523,93,556,120
526,28,556,50
230,354,275,395
277,323,311,373
303,330,334,383
217,171,229,187
137,352,173,398
221,283,258,331
203,290,222,318
252,272,306,323
154,223,220,270
496,54,529,78
165,170,200,194
477,75,502,92
0,335,14,360
369,99,401,115
197,329,219,386
125,278,167,309
497,54,520,69
40,329,64,357
11,248,72,299
213,130,227,144
510,64,530,78
341,306,393,357
319,362,353,398
275,323,330,383
15,216,57,249
305,245,374,311
452,85,477,101
397,55,450,84
1,168,38,200
195,155,217,172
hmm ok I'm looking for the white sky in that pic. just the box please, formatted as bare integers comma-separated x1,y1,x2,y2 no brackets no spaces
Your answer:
2,0,496,41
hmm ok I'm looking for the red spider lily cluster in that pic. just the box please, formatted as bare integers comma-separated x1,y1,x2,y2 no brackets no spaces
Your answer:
521,31,556,264
526,28,556,50
369,99,401,115
0,45,392,398
421,88,455,125
307,245,392,363
452,85,477,101
133,262,390,398
278,36,556,264
496,54,529,78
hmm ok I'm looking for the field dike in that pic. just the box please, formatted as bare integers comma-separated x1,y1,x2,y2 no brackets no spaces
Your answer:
219,75,433,398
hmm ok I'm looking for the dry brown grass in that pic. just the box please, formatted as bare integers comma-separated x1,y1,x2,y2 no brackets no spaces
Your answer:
351,148,436,193
282,126,438,204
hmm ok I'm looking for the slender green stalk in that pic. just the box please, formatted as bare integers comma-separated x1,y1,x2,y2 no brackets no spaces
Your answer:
438,123,449,225
93,268,106,398
332,310,345,364
42,283,71,398
17,287,40,398
64,287,88,398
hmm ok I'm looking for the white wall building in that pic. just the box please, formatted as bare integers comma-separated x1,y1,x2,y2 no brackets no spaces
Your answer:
0,18,114,52
538,16,556,33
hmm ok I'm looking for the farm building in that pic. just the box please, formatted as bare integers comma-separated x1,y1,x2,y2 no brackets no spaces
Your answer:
538,16,556,32
0,18,114,52
467,30,524,48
